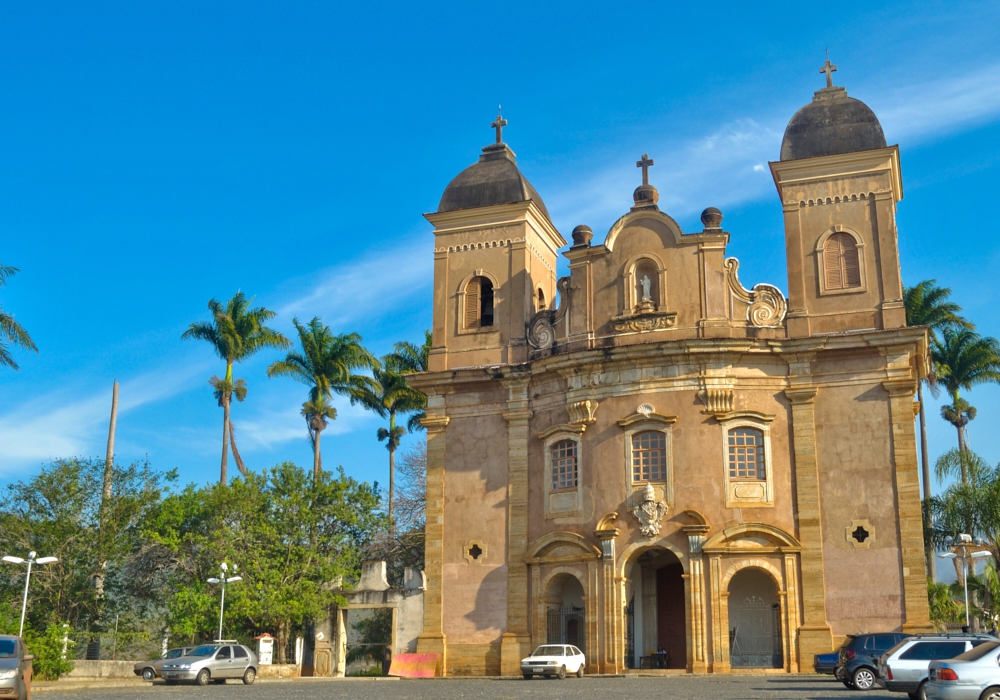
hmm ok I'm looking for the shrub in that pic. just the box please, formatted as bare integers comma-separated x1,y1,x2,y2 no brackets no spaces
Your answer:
25,624,75,681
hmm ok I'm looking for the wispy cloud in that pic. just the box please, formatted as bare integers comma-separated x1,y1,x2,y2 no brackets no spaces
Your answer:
0,359,210,467
546,62,1000,233
277,238,432,327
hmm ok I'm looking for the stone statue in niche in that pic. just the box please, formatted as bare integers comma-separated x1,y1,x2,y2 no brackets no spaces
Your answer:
640,274,652,300
631,482,668,537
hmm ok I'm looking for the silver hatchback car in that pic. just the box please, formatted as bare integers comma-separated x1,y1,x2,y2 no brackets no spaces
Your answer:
161,642,258,686
926,640,1000,700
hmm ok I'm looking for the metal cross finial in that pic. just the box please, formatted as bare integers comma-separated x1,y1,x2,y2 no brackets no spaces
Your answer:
491,106,507,144
636,154,654,186
820,58,837,88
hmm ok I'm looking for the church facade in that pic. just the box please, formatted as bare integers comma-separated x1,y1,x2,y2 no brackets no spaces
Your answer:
408,65,934,676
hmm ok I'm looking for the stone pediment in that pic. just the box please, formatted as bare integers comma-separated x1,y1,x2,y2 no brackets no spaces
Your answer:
525,532,602,564
702,523,801,554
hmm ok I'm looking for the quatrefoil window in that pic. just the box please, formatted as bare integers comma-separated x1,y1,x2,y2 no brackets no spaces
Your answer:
845,519,875,549
463,540,487,564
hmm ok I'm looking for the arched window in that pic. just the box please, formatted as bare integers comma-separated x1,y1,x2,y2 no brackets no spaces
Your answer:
631,430,667,482
550,439,578,490
464,276,495,328
728,427,765,480
537,288,546,312
823,233,861,290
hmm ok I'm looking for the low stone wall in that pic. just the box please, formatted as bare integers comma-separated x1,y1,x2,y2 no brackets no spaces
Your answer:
64,660,138,679
257,664,300,678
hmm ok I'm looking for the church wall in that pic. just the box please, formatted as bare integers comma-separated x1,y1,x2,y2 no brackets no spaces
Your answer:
812,375,905,636
441,413,510,649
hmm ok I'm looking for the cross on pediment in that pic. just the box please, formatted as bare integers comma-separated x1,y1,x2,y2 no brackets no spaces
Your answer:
820,59,837,88
491,108,507,144
636,153,654,185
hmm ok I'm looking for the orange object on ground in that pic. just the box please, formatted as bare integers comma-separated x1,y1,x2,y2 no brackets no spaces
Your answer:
387,653,440,678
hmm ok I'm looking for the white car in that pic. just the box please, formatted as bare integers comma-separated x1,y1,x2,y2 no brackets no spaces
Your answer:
521,644,585,679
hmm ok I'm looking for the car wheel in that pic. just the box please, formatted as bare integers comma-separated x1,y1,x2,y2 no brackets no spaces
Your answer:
523,673,532,680
558,665,566,680
16,679,25,700
576,664,584,678
195,669,211,686
141,667,156,681
981,687,1000,700
242,667,256,686
852,667,876,691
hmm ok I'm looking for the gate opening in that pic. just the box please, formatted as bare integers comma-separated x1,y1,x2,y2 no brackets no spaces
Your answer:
728,568,782,669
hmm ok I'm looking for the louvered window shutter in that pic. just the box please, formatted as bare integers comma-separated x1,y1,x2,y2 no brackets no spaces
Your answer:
824,236,844,289
465,278,480,328
842,236,861,287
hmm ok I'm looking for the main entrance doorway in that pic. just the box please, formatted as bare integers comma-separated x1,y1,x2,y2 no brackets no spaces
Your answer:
625,549,686,669
546,574,586,655
728,568,782,669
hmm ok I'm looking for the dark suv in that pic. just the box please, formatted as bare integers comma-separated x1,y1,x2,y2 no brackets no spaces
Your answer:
837,632,911,690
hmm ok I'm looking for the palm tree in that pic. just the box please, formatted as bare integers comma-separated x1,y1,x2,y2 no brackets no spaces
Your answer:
182,292,290,483
932,328,1000,475
356,363,426,531
266,318,378,483
387,330,431,432
0,264,38,370
904,281,972,498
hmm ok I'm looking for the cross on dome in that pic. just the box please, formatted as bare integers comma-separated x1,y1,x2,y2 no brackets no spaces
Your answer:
820,59,837,88
491,107,507,144
636,154,654,185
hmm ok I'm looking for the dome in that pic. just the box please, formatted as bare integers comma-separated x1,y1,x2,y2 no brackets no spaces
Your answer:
438,143,549,218
780,86,886,162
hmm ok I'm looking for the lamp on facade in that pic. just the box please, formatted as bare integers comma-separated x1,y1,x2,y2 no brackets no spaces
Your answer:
2,551,58,637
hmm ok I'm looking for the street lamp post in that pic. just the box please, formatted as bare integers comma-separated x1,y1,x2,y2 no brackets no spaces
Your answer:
207,562,242,641
2,551,58,637
939,533,993,628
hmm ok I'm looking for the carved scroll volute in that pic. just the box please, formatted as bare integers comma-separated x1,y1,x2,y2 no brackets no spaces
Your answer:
567,399,598,425
724,257,787,328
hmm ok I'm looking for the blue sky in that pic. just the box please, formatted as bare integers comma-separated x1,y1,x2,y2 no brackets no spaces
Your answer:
2,1,999,496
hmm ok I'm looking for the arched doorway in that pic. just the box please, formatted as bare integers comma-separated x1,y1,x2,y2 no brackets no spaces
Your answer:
728,568,782,669
624,548,686,669
545,573,586,654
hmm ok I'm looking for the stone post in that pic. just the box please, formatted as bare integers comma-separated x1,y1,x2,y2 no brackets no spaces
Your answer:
416,415,450,675
784,385,833,666
884,379,934,632
500,377,532,676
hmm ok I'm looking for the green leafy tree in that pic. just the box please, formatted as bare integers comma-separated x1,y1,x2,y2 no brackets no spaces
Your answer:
146,462,382,662
929,451,1000,562
927,578,964,626
0,458,173,641
904,281,972,497
267,319,378,483
932,328,1000,472
356,364,425,532
182,292,290,483
0,264,38,370
24,623,75,680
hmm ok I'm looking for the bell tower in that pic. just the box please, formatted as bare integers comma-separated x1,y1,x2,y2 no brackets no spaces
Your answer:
425,112,565,370
770,62,906,338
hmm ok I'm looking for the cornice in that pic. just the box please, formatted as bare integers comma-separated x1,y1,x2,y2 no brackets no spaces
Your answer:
768,145,902,203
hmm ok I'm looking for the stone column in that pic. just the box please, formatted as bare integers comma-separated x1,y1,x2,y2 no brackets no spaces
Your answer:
783,554,800,673
683,526,709,673
416,415,450,675
595,518,619,674
784,386,833,666
884,379,935,632
709,554,728,673
500,377,532,676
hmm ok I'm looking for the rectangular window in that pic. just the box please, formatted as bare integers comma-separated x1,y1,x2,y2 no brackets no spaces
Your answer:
728,427,765,480
551,440,578,491
631,431,667,482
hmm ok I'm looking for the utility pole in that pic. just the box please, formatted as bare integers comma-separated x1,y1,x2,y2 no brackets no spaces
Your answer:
90,380,119,660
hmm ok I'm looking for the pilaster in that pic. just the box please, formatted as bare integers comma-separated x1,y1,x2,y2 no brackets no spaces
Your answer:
883,379,934,632
784,385,833,664
684,525,709,673
500,376,532,675
416,414,450,675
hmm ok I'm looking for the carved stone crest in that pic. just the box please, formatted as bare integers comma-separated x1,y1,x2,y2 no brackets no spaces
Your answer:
631,483,668,537
612,311,677,333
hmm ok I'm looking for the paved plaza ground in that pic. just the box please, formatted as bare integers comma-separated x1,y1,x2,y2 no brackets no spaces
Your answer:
37,675,899,700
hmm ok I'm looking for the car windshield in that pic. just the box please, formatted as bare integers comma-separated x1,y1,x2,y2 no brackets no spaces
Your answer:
0,640,15,658
187,645,219,657
954,641,1000,661
532,646,564,657
164,649,184,659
